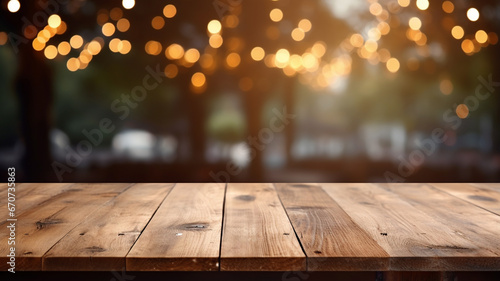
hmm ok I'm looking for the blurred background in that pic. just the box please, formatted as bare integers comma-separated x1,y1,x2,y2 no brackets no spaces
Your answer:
0,0,499,183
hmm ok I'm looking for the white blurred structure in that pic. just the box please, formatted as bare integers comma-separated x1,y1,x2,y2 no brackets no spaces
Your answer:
112,130,178,161
112,130,157,160
361,123,406,161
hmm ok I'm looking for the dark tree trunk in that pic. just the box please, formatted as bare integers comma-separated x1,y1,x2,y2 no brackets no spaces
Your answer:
244,88,265,181
16,6,54,182
284,76,297,167
179,72,207,180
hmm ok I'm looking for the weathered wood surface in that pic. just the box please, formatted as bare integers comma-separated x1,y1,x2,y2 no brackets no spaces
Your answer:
127,183,225,271
377,183,500,270
275,183,389,270
0,183,132,271
1,183,499,272
42,183,174,271
0,183,74,222
323,183,499,271
430,183,500,216
220,183,306,271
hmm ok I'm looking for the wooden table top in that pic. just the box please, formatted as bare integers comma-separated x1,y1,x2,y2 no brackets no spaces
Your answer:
1,183,500,272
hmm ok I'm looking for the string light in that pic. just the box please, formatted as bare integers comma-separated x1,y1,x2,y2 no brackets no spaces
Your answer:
467,8,479,22
456,104,469,119
207,20,222,34
291,28,305,41
48,15,61,28
416,0,429,10
298,19,312,32
122,0,135,10
70,35,84,49
102,23,116,37
57,41,71,55
163,4,177,18
251,47,265,61
7,0,20,13
117,18,130,32
386,58,400,73
191,72,206,87
269,9,283,22
451,26,464,40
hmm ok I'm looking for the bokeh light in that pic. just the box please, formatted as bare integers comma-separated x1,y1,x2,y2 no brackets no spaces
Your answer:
57,41,71,56
7,0,20,13
416,0,429,10
386,58,400,73
102,23,116,37
152,16,165,30
207,20,222,34
409,17,422,30
166,43,184,60
44,45,58,59
291,28,305,41
475,30,488,44
48,15,62,29
163,4,177,18
451,26,464,40
456,104,469,119
70,35,84,49
440,79,453,95
184,48,200,63
226,52,241,68
251,47,265,61
145,40,162,56
397,0,410,8
117,18,130,32
442,1,454,13
0,32,8,45
164,64,178,78
269,9,283,22
122,0,135,10
298,19,312,32
209,34,223,48
467,8,479,22
191,72,206,87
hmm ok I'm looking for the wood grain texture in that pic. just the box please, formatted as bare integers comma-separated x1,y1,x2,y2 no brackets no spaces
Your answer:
220,183,306,271
322,183,498,271
430,183,500,216
0,183,75,222
276,183,389,271
42,183,174,271
127,183,225,271
469,183,500,193
377,183,500,270
0,183,132,271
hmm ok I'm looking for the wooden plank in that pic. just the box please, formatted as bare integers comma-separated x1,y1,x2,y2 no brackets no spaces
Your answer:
322,183,498,271
430,183,500,216
42,183,174,271
377,183,500,270
275,183,389,271
1,183,75,222
220,183,306,271
0,183,132,271
127,183,225,271
469,183,500,193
